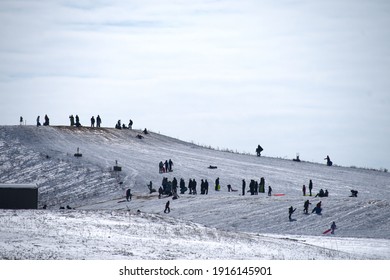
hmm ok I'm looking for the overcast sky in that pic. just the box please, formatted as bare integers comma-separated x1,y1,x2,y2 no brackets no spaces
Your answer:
1,0,389,169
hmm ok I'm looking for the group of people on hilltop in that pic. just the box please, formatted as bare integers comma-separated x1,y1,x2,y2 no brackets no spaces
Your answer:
159,159,173,173
69,114,102,128
115,119,133,130
36,114,50,126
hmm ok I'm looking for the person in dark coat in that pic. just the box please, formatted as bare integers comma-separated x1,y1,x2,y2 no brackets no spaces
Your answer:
180,178,187,194
96,115,102,127
128,119,133,129
303,200,311,214
289,206,296,220
268,186,272,196
43,114,50,126
324,189,329,197
215,177,220,191
302,185,306,196
69,115,75,126
330,221,337,234
91,116,95,127
75,115,81,127
168,159,173,172
242,179,246,196
249,180,255,195
312,201,322,214
256,145,263,156
158,186,163,199
36,116,41,126
164,160,169,173
159,161,164,173
164,200,170,213
126,189,132,201
350,190,358,197
309,180,313,196
205,179,209,194
259,177,265,193
325,155,333,166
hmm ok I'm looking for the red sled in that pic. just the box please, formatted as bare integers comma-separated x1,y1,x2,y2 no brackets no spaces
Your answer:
322,229,331,234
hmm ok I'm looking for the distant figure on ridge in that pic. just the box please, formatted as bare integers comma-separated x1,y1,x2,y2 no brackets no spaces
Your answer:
256,145,263,157
91,116,95,127
325,155,333,166
115,120,122,129
69,115,75,126
75,115,81,127
96,115,102,127
43,114,49,126
36,116,41,126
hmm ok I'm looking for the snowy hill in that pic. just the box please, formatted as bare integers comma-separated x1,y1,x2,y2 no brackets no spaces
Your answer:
0,125,389,259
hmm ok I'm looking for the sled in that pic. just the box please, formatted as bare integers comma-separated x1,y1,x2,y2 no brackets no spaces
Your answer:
322,228,331,234
273,193,285,196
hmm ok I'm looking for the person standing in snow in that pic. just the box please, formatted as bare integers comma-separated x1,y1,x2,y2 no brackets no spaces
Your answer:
20,116,23,125
289,206,296,220
75,115,81,127
69,115,75,126
96,115,102,127
215,177,220,191
309,180,313,196
128,119,133,129
36,116,41,126
330,221,337,234
164,200,170,213
325,155,333,166
43,114,49,126
242,179,246,196
168,159,173,172
303,200,311,214
259,177,265,193
126,189,132,201
205,179,209,194
302,185,306,196
91,116,95,127
268,186,272,196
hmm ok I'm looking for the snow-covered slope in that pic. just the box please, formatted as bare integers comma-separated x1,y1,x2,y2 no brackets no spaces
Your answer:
0,125,389,259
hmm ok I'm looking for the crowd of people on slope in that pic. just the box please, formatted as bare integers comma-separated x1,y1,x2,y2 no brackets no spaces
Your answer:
159,160,173,173
240,178,268,196
144,172,357,234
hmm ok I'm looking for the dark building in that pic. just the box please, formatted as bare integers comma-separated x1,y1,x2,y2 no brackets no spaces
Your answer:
0,184,38,209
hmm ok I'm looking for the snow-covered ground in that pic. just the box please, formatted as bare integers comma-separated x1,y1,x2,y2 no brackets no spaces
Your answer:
0,125,389,259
